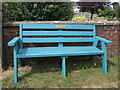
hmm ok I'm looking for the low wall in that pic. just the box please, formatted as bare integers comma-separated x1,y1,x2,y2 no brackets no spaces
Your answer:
2,21,120,69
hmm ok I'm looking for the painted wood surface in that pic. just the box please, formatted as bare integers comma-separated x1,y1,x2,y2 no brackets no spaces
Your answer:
17,46,104,58
7,24,112,84
22,24,95,29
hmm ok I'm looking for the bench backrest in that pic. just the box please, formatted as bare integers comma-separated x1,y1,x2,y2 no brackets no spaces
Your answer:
20,24,96,47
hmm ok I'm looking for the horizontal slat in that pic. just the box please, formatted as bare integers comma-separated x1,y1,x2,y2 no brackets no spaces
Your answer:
23,31,94,36
23,38,94,43
22,24,95,30
17,46,104,58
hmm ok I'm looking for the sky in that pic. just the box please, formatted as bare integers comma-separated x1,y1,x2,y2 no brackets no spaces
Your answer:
110,0,119,2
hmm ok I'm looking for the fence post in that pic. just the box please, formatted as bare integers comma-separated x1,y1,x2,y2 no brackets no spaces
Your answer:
0,4,2,90
0,4,2,70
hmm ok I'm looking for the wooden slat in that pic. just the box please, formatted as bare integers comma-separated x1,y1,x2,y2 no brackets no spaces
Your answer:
22,24,95,30
17,46,104,58
22,37,94,43
19,46,101,53
22,31,94,36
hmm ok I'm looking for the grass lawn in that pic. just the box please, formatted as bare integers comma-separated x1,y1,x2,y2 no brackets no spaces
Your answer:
2,56,118,88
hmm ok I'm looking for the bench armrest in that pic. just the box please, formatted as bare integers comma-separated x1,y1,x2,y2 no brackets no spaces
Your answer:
8,37,20,46
96,36,112,44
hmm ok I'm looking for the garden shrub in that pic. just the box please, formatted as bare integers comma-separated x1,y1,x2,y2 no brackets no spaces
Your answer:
72,16,89,21
98,6,115,21
3,2,74,22
115,6,120,21
72,15,108,21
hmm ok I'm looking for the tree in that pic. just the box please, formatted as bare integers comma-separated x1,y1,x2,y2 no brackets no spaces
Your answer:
3,2,74,22
77,1,110,19
112,2,119,10
98,6,115,20
115,6,120,21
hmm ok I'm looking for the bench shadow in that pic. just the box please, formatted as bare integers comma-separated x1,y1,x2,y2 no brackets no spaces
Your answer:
18,56,116,81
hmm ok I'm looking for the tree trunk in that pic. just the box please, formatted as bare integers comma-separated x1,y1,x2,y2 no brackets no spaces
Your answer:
91,13,93,20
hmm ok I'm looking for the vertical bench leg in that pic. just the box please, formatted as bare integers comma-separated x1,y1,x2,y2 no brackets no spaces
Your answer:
101,42,108,74
102,54,108,74
62,56,67,78
14,57,18,84
18,58,22,67
14,47,18,84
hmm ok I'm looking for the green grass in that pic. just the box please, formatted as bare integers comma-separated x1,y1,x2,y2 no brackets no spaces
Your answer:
2,56,118,88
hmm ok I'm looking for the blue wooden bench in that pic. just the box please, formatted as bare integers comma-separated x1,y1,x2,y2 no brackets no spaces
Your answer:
8,24,112,83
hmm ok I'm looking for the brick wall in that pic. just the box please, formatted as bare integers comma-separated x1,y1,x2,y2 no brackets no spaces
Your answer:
96,25,119,56
2,21,120,69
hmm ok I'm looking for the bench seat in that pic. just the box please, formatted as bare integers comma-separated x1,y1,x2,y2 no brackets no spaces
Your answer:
17,46,104,58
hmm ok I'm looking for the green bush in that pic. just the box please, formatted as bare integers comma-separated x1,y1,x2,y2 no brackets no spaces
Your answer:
98,6,115,21
72,16,89,21
115,6,120,21
72,15,108,21
3,2,74,22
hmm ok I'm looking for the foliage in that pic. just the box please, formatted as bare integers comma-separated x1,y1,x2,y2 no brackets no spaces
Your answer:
92,17,108,21
77,1,110,19
114,6,120,21
72,15,108,21
2,2,74,22
112,2,119,9
72,16,89,21
98,6,115,21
